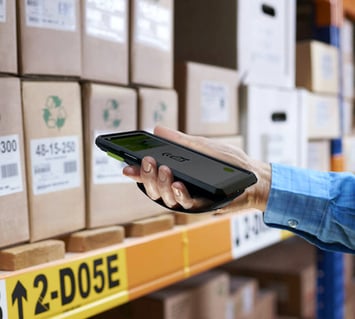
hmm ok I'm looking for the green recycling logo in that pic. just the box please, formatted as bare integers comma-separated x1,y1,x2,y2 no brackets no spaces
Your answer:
153,102,167,123
103,99,121,128
42,96,67,129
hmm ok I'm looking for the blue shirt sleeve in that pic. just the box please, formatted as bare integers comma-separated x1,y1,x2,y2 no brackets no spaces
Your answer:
263,163,355,253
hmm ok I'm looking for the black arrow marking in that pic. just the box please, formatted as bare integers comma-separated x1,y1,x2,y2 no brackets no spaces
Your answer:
12,281,27,319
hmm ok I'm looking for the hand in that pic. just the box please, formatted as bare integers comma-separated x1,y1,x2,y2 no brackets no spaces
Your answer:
123,126,272,212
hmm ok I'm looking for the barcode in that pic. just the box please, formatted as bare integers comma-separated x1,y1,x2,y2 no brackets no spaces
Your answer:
27,0,39,7
64,161,77,174
1,163,19,179
34,164,51,174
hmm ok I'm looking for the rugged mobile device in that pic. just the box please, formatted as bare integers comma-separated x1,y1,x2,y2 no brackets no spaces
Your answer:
95,130,257,212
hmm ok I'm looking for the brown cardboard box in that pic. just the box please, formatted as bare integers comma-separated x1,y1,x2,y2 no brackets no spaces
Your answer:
251,290,277,319
21,81,85,241
296,41,339,94
138,87,178,132
131,286,195,319
17,0,81,77
82,83,168,228
175,62,239,136
0,78,29,248
130,0,173,88
81,0,129,84
175,270,230,319
226,276,258,319
221,237,317,318
0,0,17,74
131,270,230,319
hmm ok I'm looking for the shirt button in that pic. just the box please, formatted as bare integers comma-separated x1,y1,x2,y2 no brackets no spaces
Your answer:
288,219,298,228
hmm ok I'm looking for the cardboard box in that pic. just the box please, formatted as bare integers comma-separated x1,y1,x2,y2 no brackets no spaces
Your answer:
130,0,173,88
250,290,277,319
307,140,331,171
82,83,168,227
0,78,29,248
296,41,339,94
342,98,354,135
226,276,258,319
81,0,129,84
343,135,355,173
21,81,85,241
0,0,17,74
342,62,354,99
174,270,230,319
299,91,341,139
131,286,195,319
138,87,178,132
17,0,81,77
175,0,295,88
341,19,354,63
221,237,317,318
175,62,239,136
240,85,307,167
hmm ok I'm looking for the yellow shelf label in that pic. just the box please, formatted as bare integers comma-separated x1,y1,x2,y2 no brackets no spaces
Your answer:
3,248,128,319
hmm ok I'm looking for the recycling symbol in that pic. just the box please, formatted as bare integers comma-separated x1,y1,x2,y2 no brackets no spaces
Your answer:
103,99,121,128
153,102,167,123
42,96,67,129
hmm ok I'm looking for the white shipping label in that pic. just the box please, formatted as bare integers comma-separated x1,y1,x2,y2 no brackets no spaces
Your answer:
0,0,6,22
26,0,76,31
201,81,229,123
0,280,9,319
86,0,127,43
0,135,24,197
231,210,281,259
135,0,171,51
30,136,81,195
92,131,133,185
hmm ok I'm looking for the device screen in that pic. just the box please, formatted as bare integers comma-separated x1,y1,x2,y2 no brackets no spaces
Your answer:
109,133,249,188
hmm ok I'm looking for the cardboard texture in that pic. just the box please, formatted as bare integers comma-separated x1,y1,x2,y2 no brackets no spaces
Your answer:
17,0,81,77
81,0,129,84
138,87,178,132
130,0,174,88
240,85,307,168
82,83,167,228
125,214,174,237
296,41,339,94
174,0,295,88
0,77,29,248
175,62,239,136
221,237,317,318
21,81,85,241
0,0,17,74
131,270,230,319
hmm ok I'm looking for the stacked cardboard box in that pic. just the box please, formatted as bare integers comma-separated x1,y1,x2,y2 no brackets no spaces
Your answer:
0,78,29,248
0,0,17,74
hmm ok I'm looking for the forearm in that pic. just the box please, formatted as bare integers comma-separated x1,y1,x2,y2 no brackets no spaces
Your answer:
263,163,355,253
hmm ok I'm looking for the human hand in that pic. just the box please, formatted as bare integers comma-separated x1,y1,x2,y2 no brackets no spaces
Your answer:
123,126,271,212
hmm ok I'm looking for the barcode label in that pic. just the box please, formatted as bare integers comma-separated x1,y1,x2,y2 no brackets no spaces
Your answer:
64,160,77,174
1,163,18,179
0,134,24,197
31,135,81,195
26,0,76,31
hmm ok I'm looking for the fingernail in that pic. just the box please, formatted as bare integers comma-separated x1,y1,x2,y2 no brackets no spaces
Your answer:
159,169,167,182
173,187,181,197
143,160,152,173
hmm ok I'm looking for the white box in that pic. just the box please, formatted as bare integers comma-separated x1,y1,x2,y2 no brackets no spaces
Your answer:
342,98,355,135
298,91,341,139
341,19,354,63
342,62,354,99
237,0,295,88
307,140,331,172
240,86,306,167
343,135,355,173
174,0,295,88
